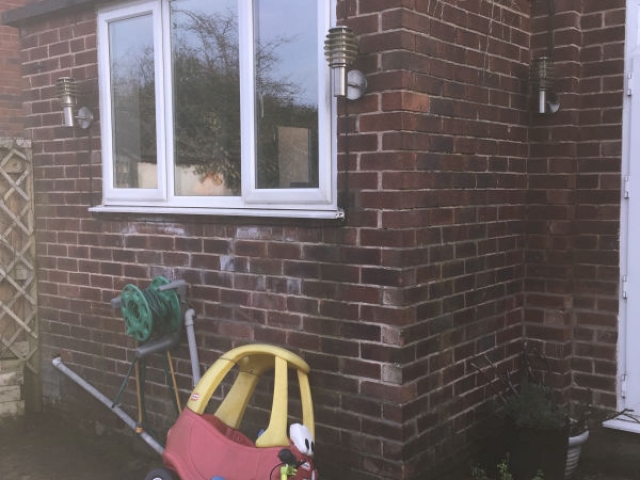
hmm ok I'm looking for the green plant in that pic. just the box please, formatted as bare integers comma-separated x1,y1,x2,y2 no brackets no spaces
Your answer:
468,344,638,479
503,381,567,430
471,457,544,480
471,343,570,431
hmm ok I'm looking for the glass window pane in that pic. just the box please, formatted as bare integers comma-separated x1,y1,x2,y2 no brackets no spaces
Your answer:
171,0,241,196
109,14,157,189
254,0,319,189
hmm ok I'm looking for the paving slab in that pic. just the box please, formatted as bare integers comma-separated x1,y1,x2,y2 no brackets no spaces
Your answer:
1,412,639,480
0,414,159,480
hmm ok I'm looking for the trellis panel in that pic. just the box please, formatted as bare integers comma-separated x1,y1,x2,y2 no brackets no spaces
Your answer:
0,139,37,375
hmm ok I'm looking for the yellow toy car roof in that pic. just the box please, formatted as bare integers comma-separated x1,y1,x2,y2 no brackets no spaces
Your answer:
186,344,315,448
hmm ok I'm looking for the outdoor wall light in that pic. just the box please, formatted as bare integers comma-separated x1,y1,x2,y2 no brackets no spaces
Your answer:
530,55,559,114
324,26,367,100
530,0,559,115
56,77,94,128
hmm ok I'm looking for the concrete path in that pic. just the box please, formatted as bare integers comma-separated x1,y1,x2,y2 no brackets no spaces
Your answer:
0,414,159,480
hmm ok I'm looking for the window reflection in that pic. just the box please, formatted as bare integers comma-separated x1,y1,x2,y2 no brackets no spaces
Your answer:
254,0,319,189
110,14,157,189
171,0,320,196
171,0,241,196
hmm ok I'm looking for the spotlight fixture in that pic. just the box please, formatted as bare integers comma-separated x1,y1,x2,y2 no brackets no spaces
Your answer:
530,56,559,114
324,26,367,100
56,77,94,128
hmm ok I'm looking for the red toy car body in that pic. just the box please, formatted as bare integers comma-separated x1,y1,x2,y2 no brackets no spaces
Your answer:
155,345,318,480
164,410,315,480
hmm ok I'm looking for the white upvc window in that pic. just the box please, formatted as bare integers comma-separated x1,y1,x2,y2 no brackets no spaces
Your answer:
95,0,340,219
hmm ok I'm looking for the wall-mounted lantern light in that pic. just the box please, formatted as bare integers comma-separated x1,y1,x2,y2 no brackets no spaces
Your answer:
531,55,559,115
530,0,559,114
56,77,94,128
324,26,367,100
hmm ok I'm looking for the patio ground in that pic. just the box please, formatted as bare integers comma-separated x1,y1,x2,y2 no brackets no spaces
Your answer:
0,411,638,480
0,413,159,480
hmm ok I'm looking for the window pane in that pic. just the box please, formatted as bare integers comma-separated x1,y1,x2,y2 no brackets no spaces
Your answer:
254,0,319,189
109,14,157,189
171,0,241,196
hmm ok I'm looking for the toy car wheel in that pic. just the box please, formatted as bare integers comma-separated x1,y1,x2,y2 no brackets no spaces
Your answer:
144,467,176,480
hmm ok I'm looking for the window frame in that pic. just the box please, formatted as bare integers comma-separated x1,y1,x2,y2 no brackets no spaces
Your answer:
94,0,341,219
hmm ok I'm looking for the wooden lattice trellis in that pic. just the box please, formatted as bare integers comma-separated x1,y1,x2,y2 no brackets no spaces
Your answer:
0,138,37,374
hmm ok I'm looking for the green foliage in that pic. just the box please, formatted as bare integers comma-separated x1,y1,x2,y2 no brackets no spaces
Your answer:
503,381,567,430
471,457,544,480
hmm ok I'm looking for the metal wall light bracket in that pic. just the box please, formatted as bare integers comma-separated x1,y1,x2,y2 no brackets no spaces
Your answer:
56,77,94,128
324,27,367,100
76,106,94,129
346,70,367,101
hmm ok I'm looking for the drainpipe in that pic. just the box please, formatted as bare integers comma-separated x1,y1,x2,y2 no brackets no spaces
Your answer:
184,307,201,386
52,356,165,456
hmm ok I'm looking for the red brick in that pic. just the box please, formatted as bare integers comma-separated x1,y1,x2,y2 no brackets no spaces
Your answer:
8,1,628,479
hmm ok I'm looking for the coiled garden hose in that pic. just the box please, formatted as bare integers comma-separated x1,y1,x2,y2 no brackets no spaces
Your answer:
120,276,181,342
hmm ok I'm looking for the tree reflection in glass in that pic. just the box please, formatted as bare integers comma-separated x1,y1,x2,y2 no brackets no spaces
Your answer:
254,0,319,190
109,13,157,189
170,0,320,196
171,0,240,196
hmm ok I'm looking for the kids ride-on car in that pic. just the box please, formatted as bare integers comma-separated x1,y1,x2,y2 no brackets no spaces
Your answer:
144,344,318,480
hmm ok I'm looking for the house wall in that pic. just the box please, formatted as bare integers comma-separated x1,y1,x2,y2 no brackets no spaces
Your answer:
0,0,28,136
3,0,624,480
359,1,531,477
525,0,624,410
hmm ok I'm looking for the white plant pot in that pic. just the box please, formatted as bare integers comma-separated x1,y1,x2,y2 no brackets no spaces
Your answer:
564,428,589,479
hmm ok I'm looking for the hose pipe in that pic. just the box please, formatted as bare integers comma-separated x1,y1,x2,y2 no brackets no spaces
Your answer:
120,276,182,342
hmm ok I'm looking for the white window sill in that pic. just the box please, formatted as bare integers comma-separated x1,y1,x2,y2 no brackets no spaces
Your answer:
603,417,640,434
89,204,345,220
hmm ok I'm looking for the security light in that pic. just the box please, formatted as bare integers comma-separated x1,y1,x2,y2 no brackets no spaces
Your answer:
530,0,559,114
56,77,94,128
324,27,367,100
531,56,559,114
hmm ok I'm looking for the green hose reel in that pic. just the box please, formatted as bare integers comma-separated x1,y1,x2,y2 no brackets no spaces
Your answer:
120,276,181,342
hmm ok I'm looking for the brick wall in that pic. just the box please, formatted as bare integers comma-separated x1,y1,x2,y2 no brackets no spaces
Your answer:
6,0,624,479
353,1,531,477
0,0,28,136
572,0,624,408
525,0,623,409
